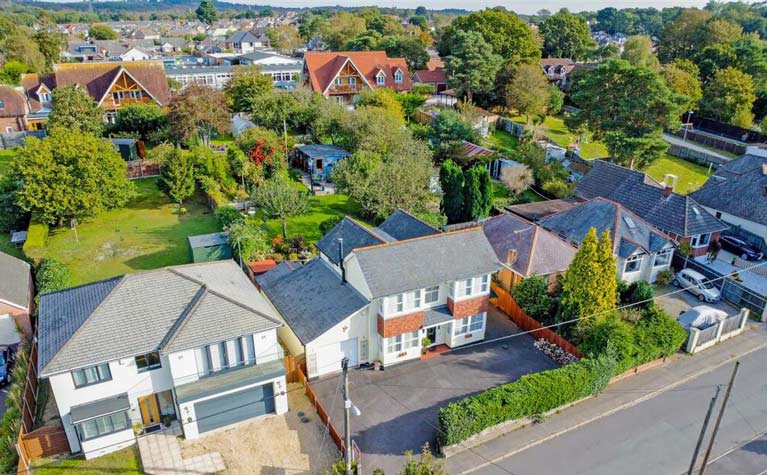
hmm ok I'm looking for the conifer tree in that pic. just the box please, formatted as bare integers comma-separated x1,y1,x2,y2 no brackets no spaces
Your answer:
439,159,464,224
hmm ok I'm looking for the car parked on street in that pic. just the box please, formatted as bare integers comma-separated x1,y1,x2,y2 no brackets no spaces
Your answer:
672,269,721,303
719,235,764,261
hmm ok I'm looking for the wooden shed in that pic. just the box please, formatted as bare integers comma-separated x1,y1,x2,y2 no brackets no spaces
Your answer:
188,232,232,263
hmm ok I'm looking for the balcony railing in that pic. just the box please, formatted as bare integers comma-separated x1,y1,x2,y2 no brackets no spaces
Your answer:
328,83,363,94
173,347,283,386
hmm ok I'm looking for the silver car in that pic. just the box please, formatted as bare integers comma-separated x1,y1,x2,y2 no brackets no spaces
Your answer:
672,269,721,303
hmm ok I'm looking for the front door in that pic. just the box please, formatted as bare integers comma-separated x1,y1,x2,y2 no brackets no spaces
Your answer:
426,327,437,346
138,394,160,426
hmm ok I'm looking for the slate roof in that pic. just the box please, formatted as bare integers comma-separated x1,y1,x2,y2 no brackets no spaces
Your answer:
507,199,577,222
376,209,441,241
0,251,31,310
38,261,281,377
296,144,350,158
256,259,369,344
303,51,412,93
350,228,500,298
575,160,726,237
691,154,767,226
316,217,385,266
481,213,576,277
227,30,269,44
539,197,673,258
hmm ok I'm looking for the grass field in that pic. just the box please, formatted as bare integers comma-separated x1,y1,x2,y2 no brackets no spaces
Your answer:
642,154,712,194
28,178,220,285
32,446,142,475
510,115,609,159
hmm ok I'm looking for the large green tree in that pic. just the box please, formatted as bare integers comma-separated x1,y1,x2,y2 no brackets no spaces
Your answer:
88,24,117,40
14,130,134,225
381,35,429,71
112,103,168,144
662,60,703,113
224,65,274,113
620,35,660,70
159,147,195,206
505,63,551,123
168,84,229,146
539,10,595,61
33,30,66,70
47,86,105,136
567,59,681,169
195,0,217,25
439,159,464,224
252,174,310,239
462,165,493,222
659,9,712,61
701,67,756,127
444,30,503,102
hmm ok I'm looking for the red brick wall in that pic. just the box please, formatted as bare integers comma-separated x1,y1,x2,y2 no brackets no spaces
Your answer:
678,232,721,258
448,295,489,318
377,312,424,337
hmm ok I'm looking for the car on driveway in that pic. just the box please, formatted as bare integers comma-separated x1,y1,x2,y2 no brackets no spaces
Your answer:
719,235,763,261
672,269,721,303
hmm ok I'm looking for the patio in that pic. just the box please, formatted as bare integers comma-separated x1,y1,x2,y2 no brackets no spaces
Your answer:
695,250,767,295
137,423,225,475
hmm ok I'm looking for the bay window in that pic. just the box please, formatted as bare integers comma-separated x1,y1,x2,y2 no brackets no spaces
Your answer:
690,233,711,248
624,254,643,273
385,331,419,353
392,290,421,314
455,314,484,335
653,249,672,267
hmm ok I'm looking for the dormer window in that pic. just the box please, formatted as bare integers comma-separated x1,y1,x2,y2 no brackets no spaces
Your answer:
394,70,403,84
376,71,386,86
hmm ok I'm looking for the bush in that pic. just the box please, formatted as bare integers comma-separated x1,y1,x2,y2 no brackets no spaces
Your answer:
541,178,573,198
36,259,72,295
655,269,674,286
22,219,48,257
215,205,244,229
619,280,655,309
637,306,688,357
319,216,342,235
228,221,272,263
511,276,554,323
0,342,30,473
437,353,616,446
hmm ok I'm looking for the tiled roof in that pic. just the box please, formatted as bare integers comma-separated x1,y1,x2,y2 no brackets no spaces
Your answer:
0,252,31,310
413,69,446,84
575,160,726,237
53,61,171,106
21,74,56,112
296,144,349,158
257,259,369,344
376,209,441,241
507,199,577,222
303,51,412,93
0,86,28,117
38,261,280,377
316,217,385,265
691,154,767,226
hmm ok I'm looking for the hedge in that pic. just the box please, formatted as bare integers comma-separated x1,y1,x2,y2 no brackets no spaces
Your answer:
22,218,48,259
437,354,616,447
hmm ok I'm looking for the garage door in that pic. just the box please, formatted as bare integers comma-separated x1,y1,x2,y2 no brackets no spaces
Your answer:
194,383,275,434
315,338,358,376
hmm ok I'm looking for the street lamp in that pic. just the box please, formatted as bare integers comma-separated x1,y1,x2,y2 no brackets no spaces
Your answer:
683,110,694,142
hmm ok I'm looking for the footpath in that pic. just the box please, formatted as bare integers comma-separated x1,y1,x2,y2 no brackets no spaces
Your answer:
445,322,767,475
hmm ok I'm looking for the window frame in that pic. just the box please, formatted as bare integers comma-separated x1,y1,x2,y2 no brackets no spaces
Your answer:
71,363,112,388
76,411,130,441
690,233,711,248
653,249,672,268
394,71,403,83
135,351,162,373
455,314,484,335
479,275,489,293
348,77,356,86
376,73,385,85
424,286,439,304
0,100,4,109
459,278,474,298
128,90,142,99
624,254,643,274
335,77,343,86
40,92,52,103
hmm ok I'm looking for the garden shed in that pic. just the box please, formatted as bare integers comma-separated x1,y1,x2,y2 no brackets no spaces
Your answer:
293,144,350,180
110,138,144,161
188,232,232,263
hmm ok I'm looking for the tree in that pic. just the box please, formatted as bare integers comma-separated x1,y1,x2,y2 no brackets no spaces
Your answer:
252,174,310,238
47,86,104,136
196,0,217,25
594,229,617,319
439,8,541,65
659,9,712,61
511,276,553,322
3,32,45,74
159,147,195,206
33,30,66,70
14,130,134,225
36,259,72,295
500,163,534,195
429,110,476,160
235,126,284,183
227,221,272,263
620,35,660,70
444,30,503,102
695,43,737,82
462,165,492,222
701,67,756,127
88,24,117,40
224,65,274,113
560,228,616,327
0,175,23,232
214,205,245,229
320,12,367,50
548,85,565,115
539,10,595,61
395,93,427,121
0,61,31,85
439,159,464,224
505,63,550,123
266,25,302,52
382,36,429,71
357,88,405,123
662,61,703,113
112,103,168,143
168,85,229,146
567,59,682,169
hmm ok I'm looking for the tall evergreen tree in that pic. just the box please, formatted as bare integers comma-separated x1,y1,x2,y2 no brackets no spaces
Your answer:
439,159,464,224
159,148,195,206
461,165,492,222
196,0,217,24
595,229,618,320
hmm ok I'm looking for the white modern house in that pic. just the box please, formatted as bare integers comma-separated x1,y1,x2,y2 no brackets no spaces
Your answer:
257,211,500,379
38,261,287,459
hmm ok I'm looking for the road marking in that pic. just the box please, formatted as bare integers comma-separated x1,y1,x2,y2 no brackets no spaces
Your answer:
457,339,767,475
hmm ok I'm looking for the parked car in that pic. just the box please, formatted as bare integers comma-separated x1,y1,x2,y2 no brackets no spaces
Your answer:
672,269,721,302
719,235,764,261
677,305,727,331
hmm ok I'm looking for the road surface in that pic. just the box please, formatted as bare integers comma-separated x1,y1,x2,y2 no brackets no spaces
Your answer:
663,133,732,162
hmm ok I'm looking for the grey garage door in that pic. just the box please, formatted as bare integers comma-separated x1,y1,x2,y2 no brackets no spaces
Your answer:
194,383,275,434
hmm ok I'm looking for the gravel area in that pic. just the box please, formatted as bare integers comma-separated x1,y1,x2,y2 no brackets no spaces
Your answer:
181,383,340,475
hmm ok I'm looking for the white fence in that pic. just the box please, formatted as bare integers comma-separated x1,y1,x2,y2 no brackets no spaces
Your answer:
685,308,750,354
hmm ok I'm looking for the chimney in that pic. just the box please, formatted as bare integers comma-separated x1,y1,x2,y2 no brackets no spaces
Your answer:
338,238,346,284
663,173,678,190
663,186,673,199
507,249,518,265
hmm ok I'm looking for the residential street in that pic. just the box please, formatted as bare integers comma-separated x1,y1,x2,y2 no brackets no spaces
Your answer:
663,133,733,162
446,325,767,475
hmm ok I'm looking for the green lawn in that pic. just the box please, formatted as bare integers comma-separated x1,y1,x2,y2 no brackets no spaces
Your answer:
510,115,609,159
641,154,712,195
28,178,221,285
32,446,142,475
0,149,15,178
485,130,519,156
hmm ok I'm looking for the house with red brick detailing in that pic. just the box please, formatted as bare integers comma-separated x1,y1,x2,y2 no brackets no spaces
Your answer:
257,210,500,379
0,251,34,338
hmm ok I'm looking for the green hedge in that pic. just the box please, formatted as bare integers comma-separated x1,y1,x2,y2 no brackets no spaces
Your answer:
437,354,616,447
22,218,48,259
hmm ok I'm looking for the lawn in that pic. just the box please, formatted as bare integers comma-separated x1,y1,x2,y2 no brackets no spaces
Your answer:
32,446,142,475
27,177,221,285
485,130,519,156
510,115,609,159
641,154,712,194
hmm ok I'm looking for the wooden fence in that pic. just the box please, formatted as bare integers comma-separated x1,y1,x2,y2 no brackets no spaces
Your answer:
491,283,583,358
284,353,304,384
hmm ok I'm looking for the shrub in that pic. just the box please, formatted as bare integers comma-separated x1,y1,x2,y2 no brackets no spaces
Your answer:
437,353,616,446
637,306,688,357
215,205,244,229
228,221,272,262
541,178,573,198
22,219,48,257
619,280,655,309
579,315,636,371
655,269,674,286
319,216,342,235
511,276,554,323
36,259,72,295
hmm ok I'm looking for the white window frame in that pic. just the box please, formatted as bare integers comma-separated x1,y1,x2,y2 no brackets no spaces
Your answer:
39,92,52,103
459,278,474,298
394,71,403,83
624,254,643,274
653,249,672,268
335,77,342,86
348,77,356,86
479,275,489,293
129,90,142,99
376,72,385,85
690,233,711,248
455,314,484,335
424,286,439,304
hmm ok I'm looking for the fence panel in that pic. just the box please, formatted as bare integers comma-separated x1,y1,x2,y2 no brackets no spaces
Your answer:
666,144,726,168
697,324,720,345
671,130,746,156
297,367,347,458
721,314,742,334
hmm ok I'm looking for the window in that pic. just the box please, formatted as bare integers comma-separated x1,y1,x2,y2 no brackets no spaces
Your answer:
5,127,12,134
135,351,161,372
348,77,356,86
129,90,142,99
76,411,129,441
479,275,489,293
654,249,672,267
72,363,112,388
624,254,643,273
455,314,484,335
112,91,124,104
459,278,473,298
0,100,4,109
385,331,419,353
335,77,342,86
424,286,439,304
394,71,403,83
393,291,421,313
39,92,52,103
395,293,404,313
690,233,711,248
376,73,385,85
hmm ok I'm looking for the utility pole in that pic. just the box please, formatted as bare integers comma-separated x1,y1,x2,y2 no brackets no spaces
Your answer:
699,361,740,475
342,357,353,475
688,386,721,475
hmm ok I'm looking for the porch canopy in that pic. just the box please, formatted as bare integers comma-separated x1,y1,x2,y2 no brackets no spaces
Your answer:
70,393,130,423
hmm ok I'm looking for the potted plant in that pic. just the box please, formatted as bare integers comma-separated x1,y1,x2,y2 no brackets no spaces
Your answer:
162,415,172,427
421,336,432,355
133,422,143,435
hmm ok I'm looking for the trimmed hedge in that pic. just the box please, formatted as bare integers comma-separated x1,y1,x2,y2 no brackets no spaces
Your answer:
437,354,616,447
22,218,48,258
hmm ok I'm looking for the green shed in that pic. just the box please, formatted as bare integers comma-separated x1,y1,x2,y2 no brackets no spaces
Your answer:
188,232,233,263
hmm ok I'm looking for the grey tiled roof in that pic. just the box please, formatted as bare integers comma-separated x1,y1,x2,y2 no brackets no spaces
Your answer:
316,217,384,265
257,259,369,344
539,198,673,258
481,213,576,277
296,144,349,158
506,199,577,222
0,251,31,309
423,305,453,327
38,261,280,377
691,154,767,226
351,228,500,298
376,209,441,241
575,160,726,236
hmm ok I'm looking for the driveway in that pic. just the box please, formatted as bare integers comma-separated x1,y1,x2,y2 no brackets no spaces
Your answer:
311,308,558,474
655,284,738,317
